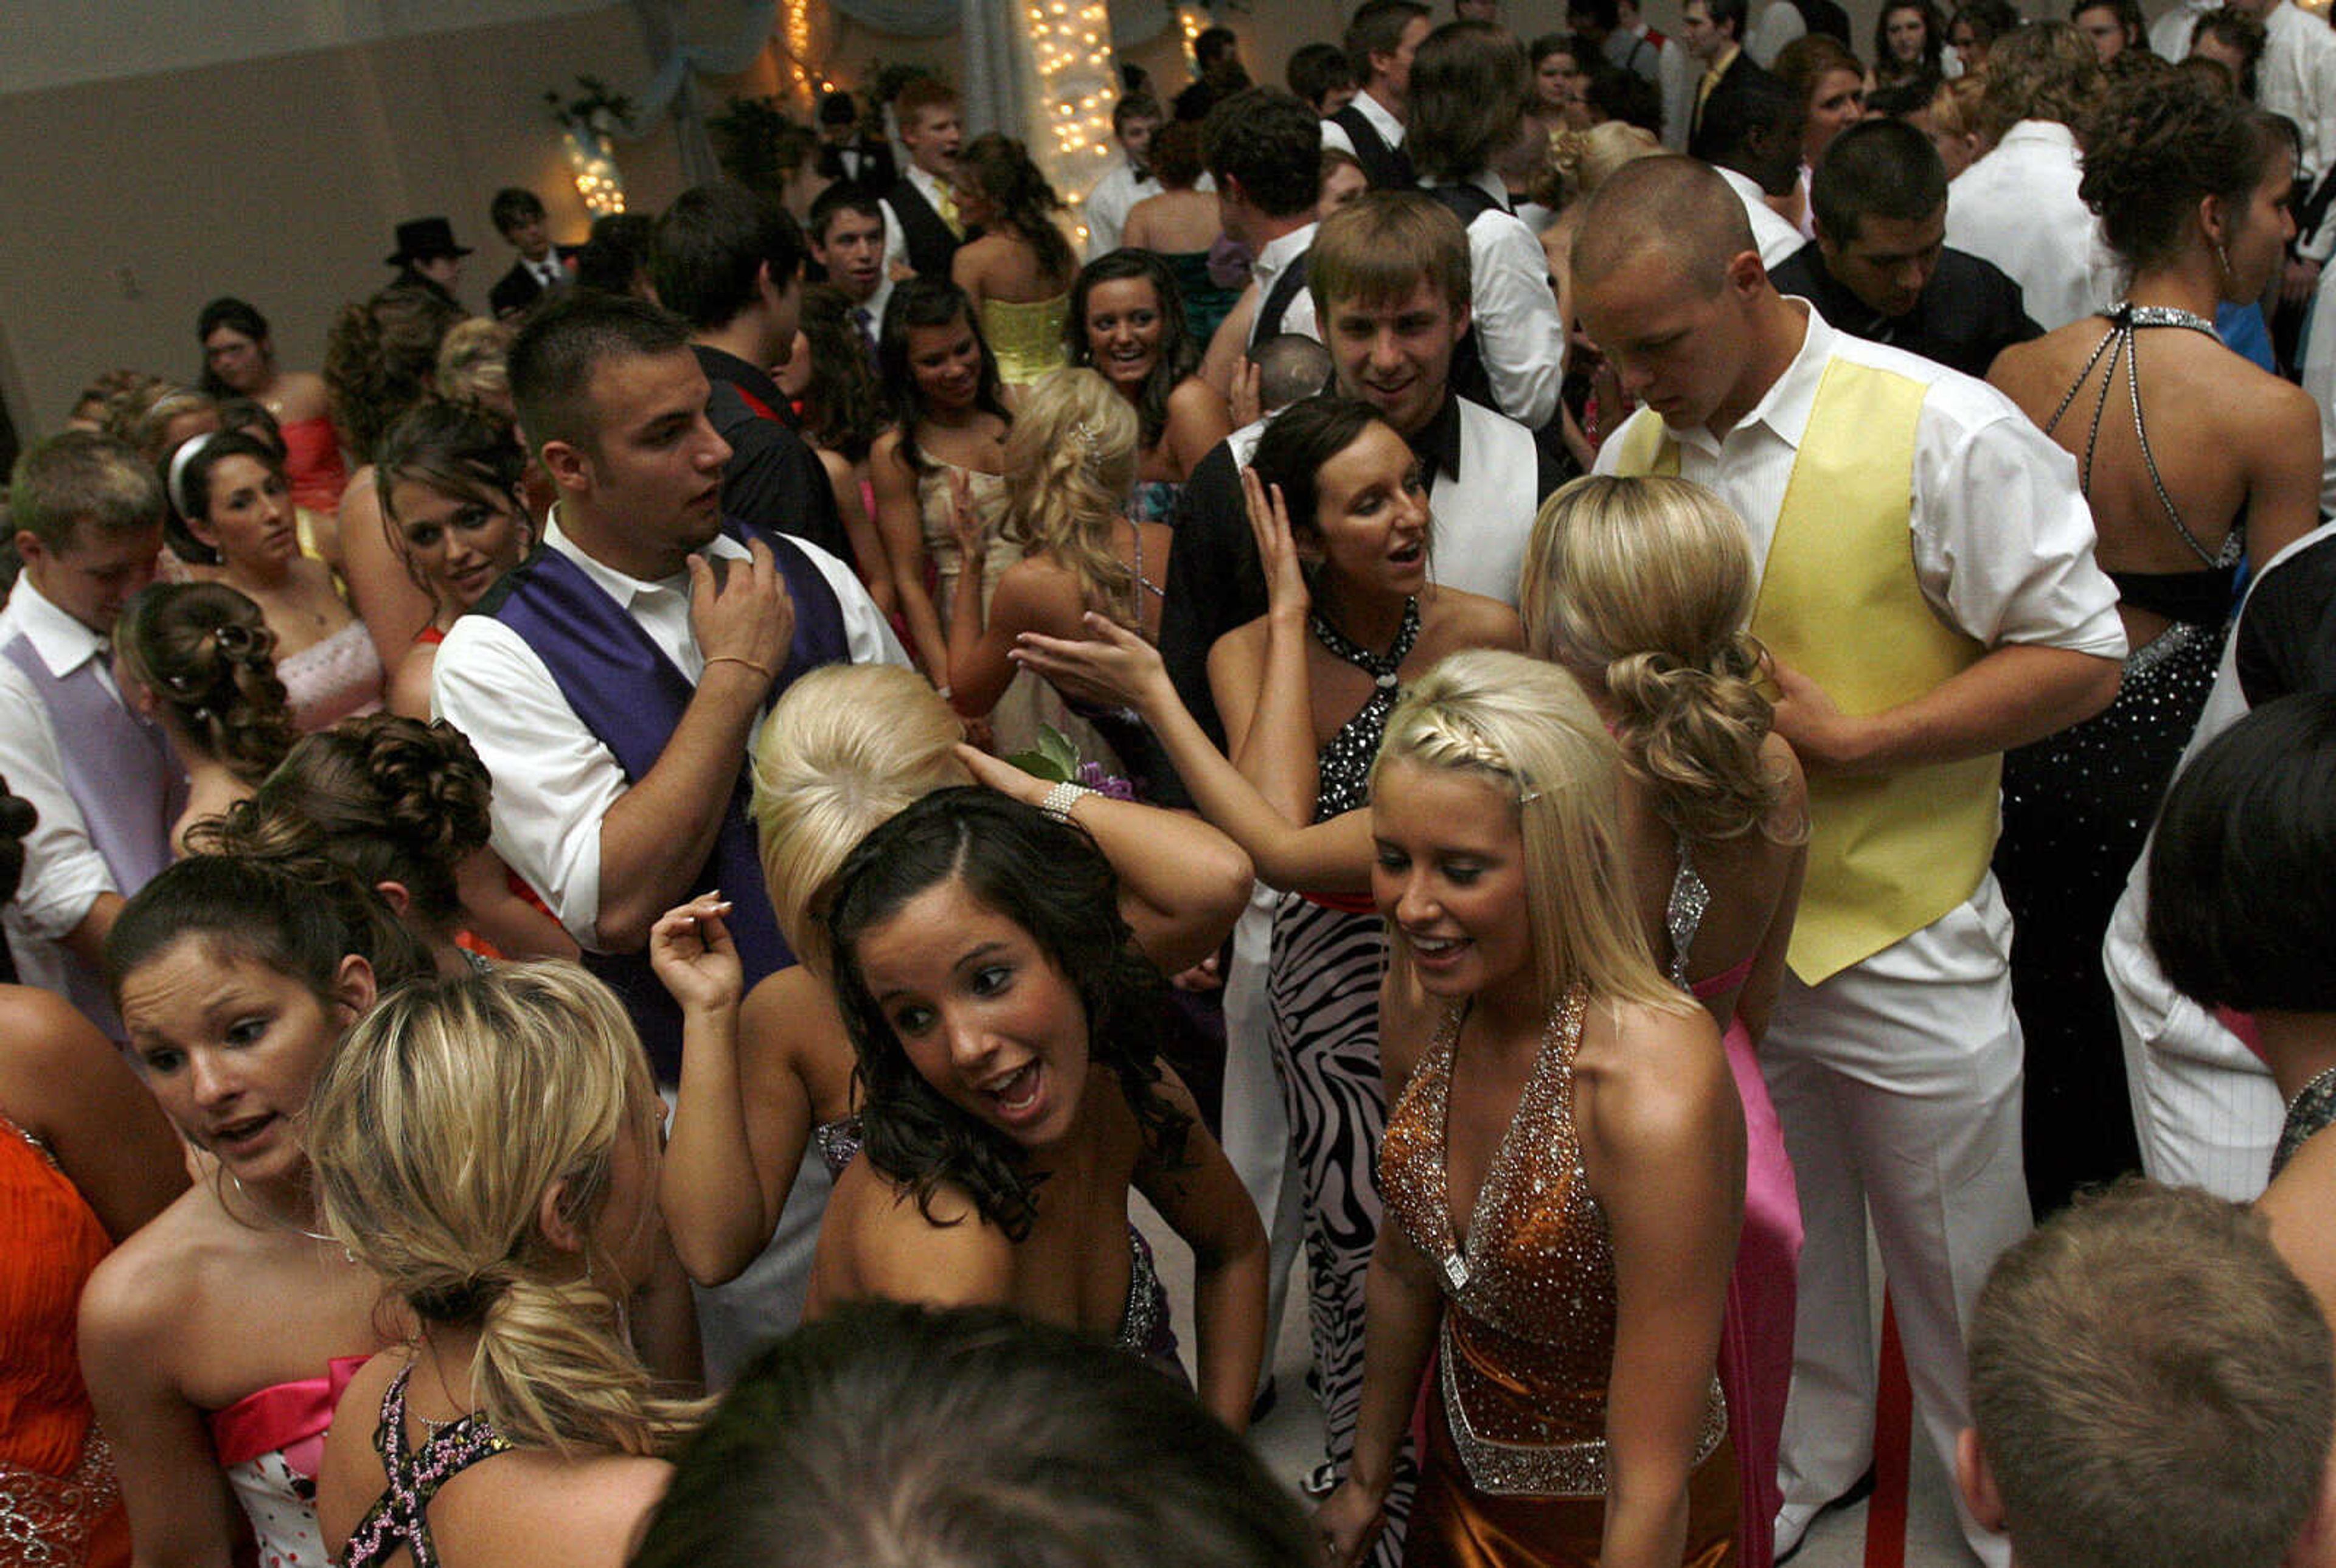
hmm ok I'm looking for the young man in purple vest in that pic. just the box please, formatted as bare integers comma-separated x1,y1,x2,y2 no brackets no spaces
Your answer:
432,291,905,1080
0,432,175,1035
1577,157,2125,1566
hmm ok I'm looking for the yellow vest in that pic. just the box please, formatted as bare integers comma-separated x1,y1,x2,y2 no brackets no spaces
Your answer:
1611,355,1999,983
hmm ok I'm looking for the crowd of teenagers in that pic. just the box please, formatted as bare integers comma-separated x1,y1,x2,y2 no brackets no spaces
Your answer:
9,1,2336,1566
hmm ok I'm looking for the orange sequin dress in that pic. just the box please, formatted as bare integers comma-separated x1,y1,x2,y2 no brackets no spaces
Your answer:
1380,988,1737,1567
0,1112,128,1568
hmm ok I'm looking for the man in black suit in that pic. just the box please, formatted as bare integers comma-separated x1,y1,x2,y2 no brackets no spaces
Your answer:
1684,0,1778,161
881,77,968,279
1324,0,1431,189
487,188,568,321
814,89,897,191
1770,119,2040,379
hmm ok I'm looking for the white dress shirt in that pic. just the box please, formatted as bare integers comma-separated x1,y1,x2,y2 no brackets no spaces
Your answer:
2149,0,2214,60
1426,171,1566,427
1319,89,1406,159
1717,164,1809,270
1245,221,1322,346
0,575,131,1002
1945,120,2119,331
1746,0,1807,68
1660,36,1698,152
2258,0,2336,188
1083,158,1161,257
432,518,907,949
1595,304,2126,980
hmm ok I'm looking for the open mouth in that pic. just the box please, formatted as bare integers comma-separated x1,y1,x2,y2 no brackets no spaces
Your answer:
982,1061,1046,1125
1407,932,1470,970
207,1112,278,1156
1389,538,1425,566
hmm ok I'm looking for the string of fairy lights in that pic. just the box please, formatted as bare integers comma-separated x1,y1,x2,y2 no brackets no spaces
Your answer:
1027,0,1119,243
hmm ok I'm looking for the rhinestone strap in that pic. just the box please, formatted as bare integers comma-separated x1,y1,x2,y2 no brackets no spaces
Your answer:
1438,1317,1729,1497
2273,1063,2336,1179
1663,834,1711,989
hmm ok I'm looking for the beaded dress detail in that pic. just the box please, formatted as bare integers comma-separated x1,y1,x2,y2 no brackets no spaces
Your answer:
1308,598,1419,818
2273,1067,2336,1180
340,1366,514,1568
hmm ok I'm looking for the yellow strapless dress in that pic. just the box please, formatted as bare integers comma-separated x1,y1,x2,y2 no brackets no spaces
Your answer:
979,294,1071,387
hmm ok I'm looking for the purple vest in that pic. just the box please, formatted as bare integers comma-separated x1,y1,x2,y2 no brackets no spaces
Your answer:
490,523,849,1078
1,632,182,1032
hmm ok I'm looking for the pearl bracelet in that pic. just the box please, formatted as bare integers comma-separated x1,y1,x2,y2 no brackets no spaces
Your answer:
1038,780,1092,824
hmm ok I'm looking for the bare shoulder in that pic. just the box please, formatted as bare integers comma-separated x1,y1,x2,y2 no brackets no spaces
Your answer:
1571,996,1729,1160
79,1184,219,1347
827,1157,1015,1305
739,965,841,1075
388,643,437,720
1761,730,1808,832
318,1349,406,1554
1419,586,1524,654
433,1450,672,1568
1167,376,1228,421
0,985,114,1095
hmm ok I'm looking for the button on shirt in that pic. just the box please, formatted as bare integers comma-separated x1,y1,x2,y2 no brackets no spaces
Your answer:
431,516,909,949
1945,120,2119,331
0,576,128,999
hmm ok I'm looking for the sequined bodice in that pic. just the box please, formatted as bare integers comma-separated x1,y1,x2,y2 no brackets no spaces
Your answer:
341,1366,513,1568
1382,988,1616,1445
1310,598,1420,821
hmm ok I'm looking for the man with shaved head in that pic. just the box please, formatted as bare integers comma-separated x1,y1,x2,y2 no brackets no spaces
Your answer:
1577,154,2127,1567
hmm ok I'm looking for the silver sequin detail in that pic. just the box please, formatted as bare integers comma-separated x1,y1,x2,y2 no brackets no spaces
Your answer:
1663,834,1711,990
0,1433,119,1567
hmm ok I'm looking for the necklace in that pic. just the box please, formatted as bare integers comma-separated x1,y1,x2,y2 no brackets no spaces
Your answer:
228,1170,349,1252
2108,299,2221,339
2272,1063,2336,1179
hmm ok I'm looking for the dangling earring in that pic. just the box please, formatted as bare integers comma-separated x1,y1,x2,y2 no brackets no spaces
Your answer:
2216,240,2233,284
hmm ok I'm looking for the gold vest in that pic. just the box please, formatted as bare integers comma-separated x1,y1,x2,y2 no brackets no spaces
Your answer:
1611,355,1999,983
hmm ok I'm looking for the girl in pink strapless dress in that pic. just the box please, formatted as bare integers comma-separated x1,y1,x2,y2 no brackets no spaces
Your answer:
277,620,386,734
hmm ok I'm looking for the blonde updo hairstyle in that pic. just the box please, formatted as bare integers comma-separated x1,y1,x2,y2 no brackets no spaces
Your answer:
113,582,297,786
748,664,970,976
1542,120,1664,210
1372,650,1684,1015
307,961,699,1459
999,368,1144,628
1521,476,1790,846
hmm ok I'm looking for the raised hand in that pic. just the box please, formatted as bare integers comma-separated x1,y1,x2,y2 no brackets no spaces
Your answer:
1229,358,1264,429
1012,612,1171,713
689,536,794,687
647,894,744,1015
1240,465,1309,619
946,465,987,560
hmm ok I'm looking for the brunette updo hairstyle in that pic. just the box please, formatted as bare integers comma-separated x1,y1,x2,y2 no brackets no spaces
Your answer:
1520,476,1793,844
113,582,297,786
2079,62,2288,272
325,286,467,460
189,714,493,942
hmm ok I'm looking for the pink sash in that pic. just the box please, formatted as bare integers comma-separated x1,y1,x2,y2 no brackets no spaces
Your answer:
206,1356,369,1476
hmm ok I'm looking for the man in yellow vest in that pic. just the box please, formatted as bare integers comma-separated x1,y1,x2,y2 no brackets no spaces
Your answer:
1575,156,2126,1568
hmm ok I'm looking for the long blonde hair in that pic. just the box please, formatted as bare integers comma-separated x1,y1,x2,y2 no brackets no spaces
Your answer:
307,962,700,1459
747,664,970,976
1520,475,1791,845
1372,650,1686,1015
1000,368,1142,628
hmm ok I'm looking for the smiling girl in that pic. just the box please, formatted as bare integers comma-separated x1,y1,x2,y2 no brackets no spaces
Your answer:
1065,249,1232,513
79,853,434,1568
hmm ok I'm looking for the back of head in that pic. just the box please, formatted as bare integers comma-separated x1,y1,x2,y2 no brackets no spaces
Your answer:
308,960,692,1459
0,775,35,911
794,285,888,460
325,286,466,462
1810,118,1948,245
632,1301,1315,1568
2077,64,2284,274
1375,649,1675,1010
435,317,516,412
1706,0,1751,43
1519,475,1785,844
1347,0,1434,83
1549,120,1666,207
1407,21,1531,182
574,212,660,297
1149,119,1207,190
1978,22,2104,140
1571,155,1750,296
114,581,296,785
490,186,547,238
1001,368,1141,622
1969,1179,2335,1568
509,289,692,460
10,429,164,553
652,182,806,332
1202,88,1327,220
1248,333,1337,413
2147,692,2336,1015
1308,190,1472,324
1700,67,1804,186
126,385,221,470
958,136,1070,281
750,662,970,974
105,847,433,1006
190,713,494,939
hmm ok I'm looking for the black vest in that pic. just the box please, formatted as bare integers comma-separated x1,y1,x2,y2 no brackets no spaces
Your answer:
1256,249,1313,342
1423,183,1507,415
886,176,961,277
1330,103,1415,190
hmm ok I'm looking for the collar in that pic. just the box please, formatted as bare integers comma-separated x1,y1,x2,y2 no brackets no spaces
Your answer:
1801,249,1889,336
1998,119,2078,154
1406,393,1465,481
1714,164,1770,208
1353,89,1406,147
693,342,785,407
2,572,107,678
1427,169,1510,209
1254,220,1319,280
1670,298,1825,457
906,164,949,206
1705,43,1741,76
543,508,751,609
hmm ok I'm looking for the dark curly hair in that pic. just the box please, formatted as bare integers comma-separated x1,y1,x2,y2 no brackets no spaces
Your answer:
955,134,1076,290
878,279,1012,476
113,582,297,788
1065,250,1200,454
2078,68,2288,272
187,713,494,940
796,285,888,464
324,286,465,463
823,789,1192,1242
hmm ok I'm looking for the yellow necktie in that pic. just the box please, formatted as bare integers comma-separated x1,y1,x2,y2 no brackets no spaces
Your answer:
1697,64,1723,113
936,182,964,238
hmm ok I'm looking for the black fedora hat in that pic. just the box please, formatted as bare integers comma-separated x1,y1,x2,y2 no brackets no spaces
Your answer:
386,217,474,266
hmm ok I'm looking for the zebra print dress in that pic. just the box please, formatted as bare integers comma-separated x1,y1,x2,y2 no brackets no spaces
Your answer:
1264,598,1418,1558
